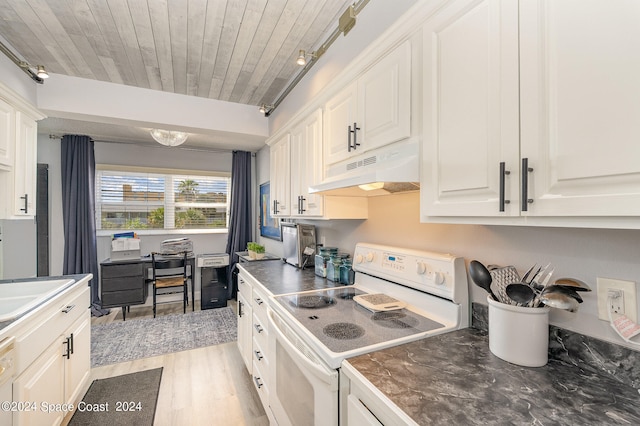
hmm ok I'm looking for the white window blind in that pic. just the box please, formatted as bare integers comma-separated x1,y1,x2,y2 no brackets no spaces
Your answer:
96,168,229,231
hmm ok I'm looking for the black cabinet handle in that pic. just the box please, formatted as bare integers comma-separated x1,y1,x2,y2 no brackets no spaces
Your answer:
254,323,264,333
70,333,74,355
254,297,263,305
20,194,28,213
63,337,71,359
348,123,361,152
238,301,243,318
521,158,534,211
499,162,511,212
273,199,279,215
254,350,263,361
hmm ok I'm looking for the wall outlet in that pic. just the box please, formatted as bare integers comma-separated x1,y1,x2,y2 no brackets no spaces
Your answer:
596,278,637,323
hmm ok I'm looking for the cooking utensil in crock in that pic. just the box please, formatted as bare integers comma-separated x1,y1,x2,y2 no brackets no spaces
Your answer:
469,260,499,301
540,289,580,312
554,278,592,292
505,283,536,305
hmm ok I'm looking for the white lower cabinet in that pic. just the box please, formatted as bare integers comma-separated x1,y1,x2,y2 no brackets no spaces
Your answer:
11,283,91,426
340,363,417,426
236,267,275,424
236,277,253,373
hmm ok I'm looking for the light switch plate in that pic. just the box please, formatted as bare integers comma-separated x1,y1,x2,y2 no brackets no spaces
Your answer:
597,277,637,323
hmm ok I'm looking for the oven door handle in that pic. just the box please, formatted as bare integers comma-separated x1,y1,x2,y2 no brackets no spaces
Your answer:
268,309,338,387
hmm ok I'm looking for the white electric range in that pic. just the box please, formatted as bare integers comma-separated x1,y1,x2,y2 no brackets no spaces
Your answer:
267,242,469,426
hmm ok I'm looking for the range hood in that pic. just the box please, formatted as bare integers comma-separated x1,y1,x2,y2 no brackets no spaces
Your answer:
309,138,420,197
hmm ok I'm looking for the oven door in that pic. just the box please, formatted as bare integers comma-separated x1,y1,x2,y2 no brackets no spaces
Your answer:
268,308,339,426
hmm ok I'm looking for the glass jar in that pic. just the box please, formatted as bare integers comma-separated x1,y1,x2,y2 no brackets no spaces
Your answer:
314,253,330,277
327,255,343,282
340,259,354,285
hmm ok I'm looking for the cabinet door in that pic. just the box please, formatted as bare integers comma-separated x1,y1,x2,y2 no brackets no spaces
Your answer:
421,0,520,217
0,98,13,169
237,290,253,372
13,111,37,216
520,0,640,216
323,82,358,165
357,39,411,152
64,314,91,405
269,134,290,217
291,109,324,217
13,342,65,426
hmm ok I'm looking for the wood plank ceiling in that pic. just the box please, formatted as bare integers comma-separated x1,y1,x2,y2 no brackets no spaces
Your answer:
0,0,354,107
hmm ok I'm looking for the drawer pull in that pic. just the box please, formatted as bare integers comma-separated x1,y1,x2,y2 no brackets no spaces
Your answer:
254,297,263,305
254,350,263,361
62,304,76,314
253,376,263,389
254,324,264,334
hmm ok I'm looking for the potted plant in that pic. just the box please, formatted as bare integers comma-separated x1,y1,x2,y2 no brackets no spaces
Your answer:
254,244,265,260
247,242,257,259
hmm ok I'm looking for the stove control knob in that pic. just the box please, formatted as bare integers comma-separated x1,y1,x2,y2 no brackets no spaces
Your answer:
365,252,374,262
416,262,427,275
355,254,364,264
433,272,445,285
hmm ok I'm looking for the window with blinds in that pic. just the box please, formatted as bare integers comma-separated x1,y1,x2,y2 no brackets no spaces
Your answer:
96,167,229,231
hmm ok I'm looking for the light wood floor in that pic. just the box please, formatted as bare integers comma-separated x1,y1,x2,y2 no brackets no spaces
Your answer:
89,300,269,426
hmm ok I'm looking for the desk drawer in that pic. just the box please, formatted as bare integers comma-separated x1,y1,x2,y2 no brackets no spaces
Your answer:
102,276,143,292
101,263,143,279
102,289,145,307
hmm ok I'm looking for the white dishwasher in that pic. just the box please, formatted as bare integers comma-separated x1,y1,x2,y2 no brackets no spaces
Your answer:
0,337,16,426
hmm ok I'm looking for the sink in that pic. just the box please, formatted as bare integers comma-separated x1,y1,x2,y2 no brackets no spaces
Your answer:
0,279,76,322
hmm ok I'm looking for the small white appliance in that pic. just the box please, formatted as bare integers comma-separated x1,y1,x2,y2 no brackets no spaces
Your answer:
267,243,469,426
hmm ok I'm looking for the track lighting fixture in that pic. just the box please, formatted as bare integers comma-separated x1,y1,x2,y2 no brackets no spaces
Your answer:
259,104,274,115
296,50,318,66
0,39,49,84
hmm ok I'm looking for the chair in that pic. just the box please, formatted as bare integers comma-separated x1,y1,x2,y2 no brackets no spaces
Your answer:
152,252,188,318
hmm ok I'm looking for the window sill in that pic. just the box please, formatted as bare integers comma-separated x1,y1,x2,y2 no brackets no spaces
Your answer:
97,228,228,237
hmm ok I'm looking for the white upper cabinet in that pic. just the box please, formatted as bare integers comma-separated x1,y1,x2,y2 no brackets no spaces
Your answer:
290,109,324,217
422,0,640,225
269,133,291,217
13,111,38,216
324,40,412,166
519,0,640,217
422,0,519,217
0,98,14,170
0,83,44,219
267,109,368,220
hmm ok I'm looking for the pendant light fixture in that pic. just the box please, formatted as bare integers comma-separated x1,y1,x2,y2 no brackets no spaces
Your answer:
150,129,189,147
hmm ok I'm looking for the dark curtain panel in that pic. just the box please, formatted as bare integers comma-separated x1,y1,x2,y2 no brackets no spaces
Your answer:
61,135,109,317
225,150,253,299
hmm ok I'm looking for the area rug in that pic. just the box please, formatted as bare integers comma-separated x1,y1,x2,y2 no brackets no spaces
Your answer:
68,368,162,426
91,307,237,367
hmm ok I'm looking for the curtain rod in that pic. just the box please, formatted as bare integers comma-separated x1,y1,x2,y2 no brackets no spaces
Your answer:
0,39,45,84
48,134,243,154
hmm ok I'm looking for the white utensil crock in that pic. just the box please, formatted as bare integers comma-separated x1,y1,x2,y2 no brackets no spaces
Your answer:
487,295,551,367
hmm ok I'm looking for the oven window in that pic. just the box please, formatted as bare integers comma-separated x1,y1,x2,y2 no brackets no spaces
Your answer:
276,340,314,426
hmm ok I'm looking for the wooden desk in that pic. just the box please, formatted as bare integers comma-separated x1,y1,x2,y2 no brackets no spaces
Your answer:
100,255,196,320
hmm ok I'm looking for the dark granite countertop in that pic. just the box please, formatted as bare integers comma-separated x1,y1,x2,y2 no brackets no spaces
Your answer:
237,261,338,295
344,327,640,425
